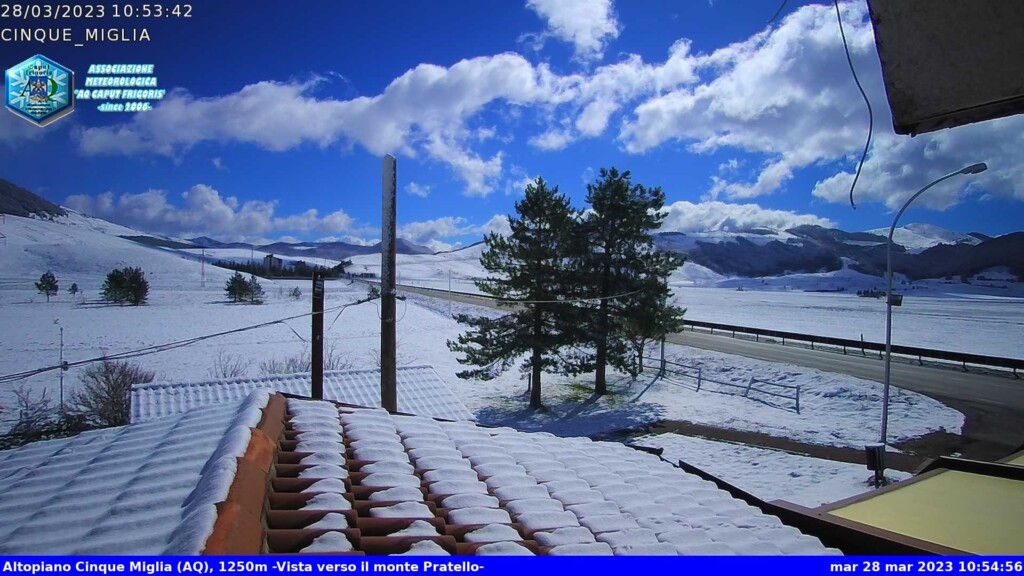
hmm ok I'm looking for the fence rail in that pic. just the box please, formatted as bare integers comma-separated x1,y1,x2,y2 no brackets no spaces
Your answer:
682,319,1023,375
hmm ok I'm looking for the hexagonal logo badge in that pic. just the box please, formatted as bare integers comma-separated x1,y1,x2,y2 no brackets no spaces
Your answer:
5,54,75,127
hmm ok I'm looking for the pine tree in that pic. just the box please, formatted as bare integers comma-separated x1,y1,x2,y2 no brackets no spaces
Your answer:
619,268,687,378
247,275,265,304
36,271,59,302
101,267,149,305
579,168,685,393
68,282,80,301
447,177,582,409
225,272,248,302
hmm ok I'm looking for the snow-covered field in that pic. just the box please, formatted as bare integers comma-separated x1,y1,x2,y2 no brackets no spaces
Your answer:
376,278,1024,360
0,212,979,509
633,433,911,507
1,214,967,445
673,287,1024,359
1,276,964,449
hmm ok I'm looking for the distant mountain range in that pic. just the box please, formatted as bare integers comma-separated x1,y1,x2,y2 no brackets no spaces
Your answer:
654,225,1023,281
2,178,1020,282
189,236,434,260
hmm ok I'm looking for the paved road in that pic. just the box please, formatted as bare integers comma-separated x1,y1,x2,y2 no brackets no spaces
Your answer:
665,331,1024,411
396,283,1024,411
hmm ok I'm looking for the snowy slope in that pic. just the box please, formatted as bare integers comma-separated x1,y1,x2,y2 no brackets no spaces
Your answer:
349,242,488,288
634,433,911,507
867,223,981,253
179,248,347,269
0,213,234,290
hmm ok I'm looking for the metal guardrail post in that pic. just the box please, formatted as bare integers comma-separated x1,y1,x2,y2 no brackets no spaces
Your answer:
795,386,801,414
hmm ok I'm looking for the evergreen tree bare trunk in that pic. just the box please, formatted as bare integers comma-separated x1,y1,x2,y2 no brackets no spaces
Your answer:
594,288,609,396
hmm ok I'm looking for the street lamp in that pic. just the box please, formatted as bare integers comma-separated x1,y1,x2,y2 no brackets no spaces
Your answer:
879,163,988,452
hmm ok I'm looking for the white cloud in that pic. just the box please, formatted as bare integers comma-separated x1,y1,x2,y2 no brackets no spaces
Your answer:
476,214,513,237
524,0,620,62
525,40,698,151
393,213,515,249
398,216,471,245
0,109,48,146
75,55,577,197
620,3,880,192
64,185,356,241
503,165,536,196
405,182,431,198
60,1,1023,212
617,2,1024,208
424,133,503,197
812,115,1024,210
422,239,458,252
528,129,574,151
660,200,833,233
211,157,224,170
318,235,378,246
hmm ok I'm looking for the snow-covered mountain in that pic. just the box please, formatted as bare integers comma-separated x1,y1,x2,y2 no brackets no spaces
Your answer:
0,211,234,289
866,223,982,253
655,225,1022,284
2,180,1020,294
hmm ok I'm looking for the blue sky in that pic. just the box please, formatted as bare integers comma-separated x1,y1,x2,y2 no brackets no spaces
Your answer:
2,0,1022,250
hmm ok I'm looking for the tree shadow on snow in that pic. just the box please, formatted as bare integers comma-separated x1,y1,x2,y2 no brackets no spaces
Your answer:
474,383,665,438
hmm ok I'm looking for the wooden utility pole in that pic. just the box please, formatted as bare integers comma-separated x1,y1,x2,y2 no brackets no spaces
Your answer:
380,155,398,413
311,270,325,399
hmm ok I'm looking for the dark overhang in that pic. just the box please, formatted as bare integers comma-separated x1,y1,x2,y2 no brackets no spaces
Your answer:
867,0,1024,136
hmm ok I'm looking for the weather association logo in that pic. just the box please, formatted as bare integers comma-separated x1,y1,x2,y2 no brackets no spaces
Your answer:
5,54,75,127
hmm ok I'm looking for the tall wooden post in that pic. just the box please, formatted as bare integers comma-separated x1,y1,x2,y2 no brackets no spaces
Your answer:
380,155,398,413
311,271,325,399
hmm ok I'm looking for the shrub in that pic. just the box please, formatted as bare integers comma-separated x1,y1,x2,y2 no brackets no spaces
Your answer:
71,360,154,427
35,271,59,302
258,341,352,375
102,267,149,305
0,387,91,449
289,286,302,300
208,350,252,379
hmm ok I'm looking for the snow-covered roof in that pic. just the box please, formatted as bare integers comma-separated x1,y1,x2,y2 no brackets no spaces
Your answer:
132,365,474,423
268,397,840,556
0,392,271,554
0,391,840,555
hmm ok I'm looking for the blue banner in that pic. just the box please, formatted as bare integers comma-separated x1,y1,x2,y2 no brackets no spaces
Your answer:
1,557,1022,576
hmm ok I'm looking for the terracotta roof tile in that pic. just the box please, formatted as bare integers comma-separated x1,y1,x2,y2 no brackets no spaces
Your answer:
1,391,845,556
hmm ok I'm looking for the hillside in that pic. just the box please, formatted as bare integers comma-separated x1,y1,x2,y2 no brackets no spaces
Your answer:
0,179,66,219
0,213,234,290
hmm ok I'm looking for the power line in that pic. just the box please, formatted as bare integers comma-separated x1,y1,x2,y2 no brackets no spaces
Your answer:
834,0,873,210
0,300,362,385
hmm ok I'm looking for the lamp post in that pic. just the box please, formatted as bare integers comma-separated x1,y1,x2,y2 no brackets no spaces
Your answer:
879,163,988,449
